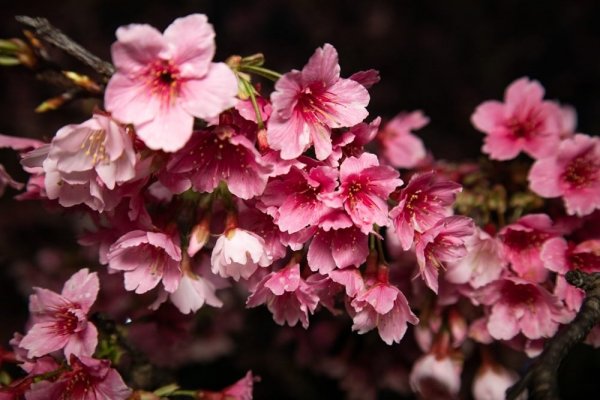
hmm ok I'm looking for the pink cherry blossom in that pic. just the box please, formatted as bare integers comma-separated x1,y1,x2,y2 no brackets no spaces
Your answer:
107,229,182,293
20,269,99,359
445,228,507,288
499,213,558,282
414,216,474,294
166,126,271,199
472,363,522,400
528,133,600,216
246,264,319,328
326,117,380,167
260,165,337,233
477,277,565,340
307,210,368,274
25,356,131,400
350,279,418,345
220,371,255,400
409,353,462,400
541,237,600,275
267,43,370,160
105,14,238,152
377,110,428,168
390,171,462,250
325,152,402,234
211,228,271,281
471,77,562,160
41,114,141,212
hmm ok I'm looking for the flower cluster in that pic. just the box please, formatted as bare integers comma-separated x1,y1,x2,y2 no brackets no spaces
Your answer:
1,12,599,400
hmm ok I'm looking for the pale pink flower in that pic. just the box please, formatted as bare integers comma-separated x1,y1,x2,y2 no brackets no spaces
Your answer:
25,356,131,400
307,210,368,274
471,77,562,160
260,165,337,233
267,43,370,160
414,216,474,294
350,280,418,345
409,353,462,400
20,269,99,359
529,133,600,216
472,363,522,400
168,261,223,314
166,126,271,199
325,152,402,234
478,277,565,340
390,171,462,250
499,214,558,282
445,228,507,288
105,14,238,152
107,229,182,293
211,228,271,281
246,264,319,328
42,114,138,212
377,110,428,168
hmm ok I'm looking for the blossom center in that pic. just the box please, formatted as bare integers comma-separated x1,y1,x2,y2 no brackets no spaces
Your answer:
502,229,549,251
56,309,84,335
80,129,107,164
561,152,598,189
145,60,181,106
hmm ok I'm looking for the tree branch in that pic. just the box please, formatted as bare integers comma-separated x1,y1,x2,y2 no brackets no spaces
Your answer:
15,16,115,79
506,270,600,400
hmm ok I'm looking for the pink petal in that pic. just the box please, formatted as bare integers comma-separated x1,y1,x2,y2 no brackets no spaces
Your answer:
307,231,337,274
180,62,238,120
528,157,562,197
540,237,569,274
482,131,522,161
326,78,370,128
112,24,166,72
487,304,519,340
301,43,340,87
163,14,215,77
104,73,160,125
331,227,368,268
64,323,98,359
61,269,99,311
21,322,70,358
267,112,311,160
135,104,193,152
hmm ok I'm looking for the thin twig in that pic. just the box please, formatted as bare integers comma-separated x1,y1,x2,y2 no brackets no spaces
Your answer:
506,270,600,400
15,16,115,79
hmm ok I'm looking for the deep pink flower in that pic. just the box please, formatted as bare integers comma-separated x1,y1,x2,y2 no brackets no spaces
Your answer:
414,216,474,294
377,110,428,168
445,228,507,288
478,277,565,340
246,264,319,328
25,356,130,400
471,77,562,160
325,153,402,234
267,43,370,160
307,210,369,274
211,228,271,281
107,229,182,293
350,280,418,345
499,214,558,282
166,126,271,199
105,14,238,152
260,165,337,233
390,171,462,250
409,353,462,400
42,114,138,212
326,117,380,167
20,269,99,359
541,237,600,275
529,134,600,216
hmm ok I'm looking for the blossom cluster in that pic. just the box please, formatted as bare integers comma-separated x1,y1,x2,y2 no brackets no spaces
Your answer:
1,12,599,400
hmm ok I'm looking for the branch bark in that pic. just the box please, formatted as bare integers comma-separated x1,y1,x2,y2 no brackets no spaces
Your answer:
506,270,600,400
15,16,115,79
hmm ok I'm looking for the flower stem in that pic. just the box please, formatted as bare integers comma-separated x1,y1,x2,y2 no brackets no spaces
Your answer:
240,78,264,129
240,64,282,81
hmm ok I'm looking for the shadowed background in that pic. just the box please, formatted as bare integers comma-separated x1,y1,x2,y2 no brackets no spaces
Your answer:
1,1,600,398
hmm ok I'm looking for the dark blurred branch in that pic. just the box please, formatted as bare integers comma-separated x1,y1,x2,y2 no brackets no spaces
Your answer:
506,270,600,400
15,16,115,79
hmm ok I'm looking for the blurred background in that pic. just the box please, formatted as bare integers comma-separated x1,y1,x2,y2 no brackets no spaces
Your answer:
2,1,600,398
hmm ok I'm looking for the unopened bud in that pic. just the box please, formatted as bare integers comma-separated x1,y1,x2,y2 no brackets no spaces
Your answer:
187,217,211,257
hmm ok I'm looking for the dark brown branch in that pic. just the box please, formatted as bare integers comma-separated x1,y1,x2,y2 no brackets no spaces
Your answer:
506,270,600,400
15,15,115,79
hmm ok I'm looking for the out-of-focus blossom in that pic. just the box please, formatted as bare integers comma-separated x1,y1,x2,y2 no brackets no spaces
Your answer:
472,363,522,400
377,110,428,168
409,353,462,400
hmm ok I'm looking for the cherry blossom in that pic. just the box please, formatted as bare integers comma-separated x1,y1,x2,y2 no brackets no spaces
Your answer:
105,14,238,152
25,356,130,400
529,133,600,216
409,353,462,400
472,363,522,400
246,264,319,328
390,171,462,250
20,269,99,359
377,110,428,169
325,152,402,234
107,229,182,293
211,227,272,281
471,77,562,160
267,43,370,160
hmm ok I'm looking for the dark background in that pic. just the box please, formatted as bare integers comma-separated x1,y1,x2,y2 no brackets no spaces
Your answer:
2,1,600,398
